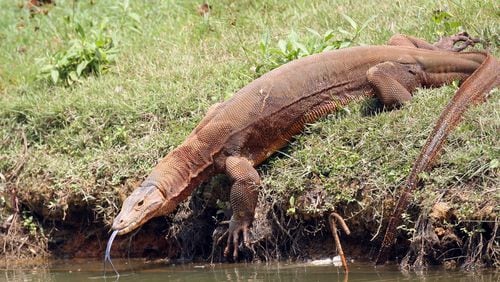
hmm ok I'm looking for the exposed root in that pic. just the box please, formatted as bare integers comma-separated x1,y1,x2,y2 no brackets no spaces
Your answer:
486,219,499,268
399,209,499,271
462,217,499,270
329,212,351,272
400,215,438,271
0,213,48,263
164,197,214,261
0,130,48,262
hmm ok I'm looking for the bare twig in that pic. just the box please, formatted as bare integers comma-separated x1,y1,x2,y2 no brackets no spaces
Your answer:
329,212,351,273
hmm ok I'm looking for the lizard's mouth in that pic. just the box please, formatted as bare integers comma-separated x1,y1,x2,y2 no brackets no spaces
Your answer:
112,210,149,235
111,185,165,235
112,220,140,235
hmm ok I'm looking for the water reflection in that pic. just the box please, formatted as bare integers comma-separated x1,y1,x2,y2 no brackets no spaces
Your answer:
0,259,498,282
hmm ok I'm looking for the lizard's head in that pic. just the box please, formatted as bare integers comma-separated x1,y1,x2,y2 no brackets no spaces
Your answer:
112,184,175,235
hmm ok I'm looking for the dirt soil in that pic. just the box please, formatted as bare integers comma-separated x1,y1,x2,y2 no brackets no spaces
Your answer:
1,180,498,270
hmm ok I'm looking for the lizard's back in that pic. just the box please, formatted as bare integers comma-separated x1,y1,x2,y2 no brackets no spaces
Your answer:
187,46,484,167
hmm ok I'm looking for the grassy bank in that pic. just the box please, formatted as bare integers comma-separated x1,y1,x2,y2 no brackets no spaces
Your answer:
0,0,498,267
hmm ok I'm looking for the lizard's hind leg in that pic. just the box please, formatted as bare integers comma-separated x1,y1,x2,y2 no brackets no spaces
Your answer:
433,32,480,52
367,62,424,108
388,33,479,52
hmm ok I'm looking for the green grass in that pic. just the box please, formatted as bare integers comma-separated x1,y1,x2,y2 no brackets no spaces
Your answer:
0,0,498,262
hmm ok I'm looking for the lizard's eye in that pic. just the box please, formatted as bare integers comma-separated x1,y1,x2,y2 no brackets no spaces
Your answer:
137,200,144,207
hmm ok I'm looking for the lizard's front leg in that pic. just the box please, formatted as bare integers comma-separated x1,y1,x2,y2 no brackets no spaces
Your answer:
224,156,260,259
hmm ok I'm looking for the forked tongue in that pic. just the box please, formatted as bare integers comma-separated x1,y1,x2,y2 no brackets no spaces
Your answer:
103,230,120,278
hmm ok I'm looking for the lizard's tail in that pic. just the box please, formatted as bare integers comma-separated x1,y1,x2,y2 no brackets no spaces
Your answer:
375,53,499,265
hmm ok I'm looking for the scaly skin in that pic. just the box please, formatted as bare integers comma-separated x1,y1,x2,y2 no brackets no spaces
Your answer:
111,34,497,260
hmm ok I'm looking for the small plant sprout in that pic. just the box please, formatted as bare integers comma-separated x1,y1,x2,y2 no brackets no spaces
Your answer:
39,22,117,86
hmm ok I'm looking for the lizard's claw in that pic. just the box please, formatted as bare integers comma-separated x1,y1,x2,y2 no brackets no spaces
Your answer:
434,32,481,52
223,218,252,259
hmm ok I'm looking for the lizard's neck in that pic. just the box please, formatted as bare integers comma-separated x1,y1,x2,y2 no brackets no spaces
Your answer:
143,141,214,201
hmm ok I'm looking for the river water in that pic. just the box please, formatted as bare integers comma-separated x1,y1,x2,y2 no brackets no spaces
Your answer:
1,259,497,282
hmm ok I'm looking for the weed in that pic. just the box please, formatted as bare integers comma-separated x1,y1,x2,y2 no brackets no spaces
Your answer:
109,0,142,34
38,22,117,86
21,211,38,236
430,10,462,36
398,212,417,237
254,14,376,75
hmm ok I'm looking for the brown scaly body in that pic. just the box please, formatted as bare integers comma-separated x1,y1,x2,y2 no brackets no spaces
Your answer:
110,33,498,262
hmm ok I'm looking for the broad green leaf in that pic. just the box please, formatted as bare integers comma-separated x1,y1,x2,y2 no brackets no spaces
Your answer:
95,38,105,48
50,69,59,84
40,64,54,73
341,14,357,29
69,71,78,81
432,10,452,23
76,60,89,76
323,29,335,41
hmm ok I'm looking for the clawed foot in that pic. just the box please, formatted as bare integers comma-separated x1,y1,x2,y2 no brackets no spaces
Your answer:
223,218,252,259
434,32,480,52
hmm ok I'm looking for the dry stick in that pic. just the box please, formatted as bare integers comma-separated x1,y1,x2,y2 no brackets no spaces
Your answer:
375,53,499,265
329,212,351,273
2,213,18,258
486,219,498,257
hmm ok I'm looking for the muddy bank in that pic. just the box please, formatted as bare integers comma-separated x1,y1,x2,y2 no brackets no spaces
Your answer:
1,175,498,269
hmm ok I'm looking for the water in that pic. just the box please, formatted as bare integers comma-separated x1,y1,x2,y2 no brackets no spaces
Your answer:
0,259,497,282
